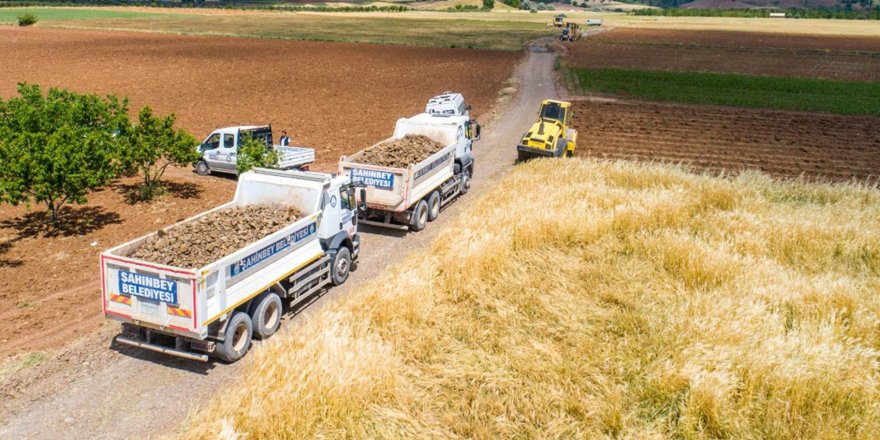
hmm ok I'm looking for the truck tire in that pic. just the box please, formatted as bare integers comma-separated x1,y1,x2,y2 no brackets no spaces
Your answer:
215,312,252,363
252,292,282,340
195,160,211,176
427,191,441,222
330,247,351,286
460,171,471,195
410,200,429,232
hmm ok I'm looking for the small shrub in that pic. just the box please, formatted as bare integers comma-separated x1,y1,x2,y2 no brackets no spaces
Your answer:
17,13,37,26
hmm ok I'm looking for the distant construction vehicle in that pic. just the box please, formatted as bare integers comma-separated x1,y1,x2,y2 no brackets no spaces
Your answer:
552,14,566,27
517,100,577,161
559,22,583,42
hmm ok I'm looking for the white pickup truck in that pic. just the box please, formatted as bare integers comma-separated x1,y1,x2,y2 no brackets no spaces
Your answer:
101,169,361,362
339,113,480,232
194,125,315,176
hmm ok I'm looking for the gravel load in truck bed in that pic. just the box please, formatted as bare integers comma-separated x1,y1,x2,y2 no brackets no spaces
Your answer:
130,205,301,268
355,134,446,168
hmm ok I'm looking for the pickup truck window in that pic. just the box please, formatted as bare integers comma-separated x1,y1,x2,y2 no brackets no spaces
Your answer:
203,133,221,151
223,134,235,149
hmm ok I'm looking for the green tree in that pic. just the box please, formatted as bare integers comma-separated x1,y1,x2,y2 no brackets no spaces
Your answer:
0,84,127,225
236,134,279,174
483,0,495,9
118,107,197,200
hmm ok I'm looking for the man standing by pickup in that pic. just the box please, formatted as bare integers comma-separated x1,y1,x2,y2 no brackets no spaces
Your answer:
279,130,290,146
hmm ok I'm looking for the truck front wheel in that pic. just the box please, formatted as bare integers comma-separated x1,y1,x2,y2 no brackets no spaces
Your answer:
215,312,253,363
330,247,351,286
195,160,211,176
410,200,429,232
252,292,282,340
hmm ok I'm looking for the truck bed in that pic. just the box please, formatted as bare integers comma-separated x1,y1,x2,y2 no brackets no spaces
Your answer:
276,145,315,169
339,138,455,212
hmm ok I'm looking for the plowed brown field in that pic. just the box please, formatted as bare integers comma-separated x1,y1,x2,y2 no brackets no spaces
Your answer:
0,27,519,169
565,28,880,81
0,27,519,358
571,99,880,182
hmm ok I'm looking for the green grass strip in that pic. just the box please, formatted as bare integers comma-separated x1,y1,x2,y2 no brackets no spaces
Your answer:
0,7,163,21
568,67,880,116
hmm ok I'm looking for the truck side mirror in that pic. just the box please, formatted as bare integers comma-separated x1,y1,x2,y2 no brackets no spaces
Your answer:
358,188,367,212
469,121,481,141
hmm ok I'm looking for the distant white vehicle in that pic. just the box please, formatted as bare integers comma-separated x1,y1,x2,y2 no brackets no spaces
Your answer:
586,18,603,26
425,92,471,117
194,125,314,176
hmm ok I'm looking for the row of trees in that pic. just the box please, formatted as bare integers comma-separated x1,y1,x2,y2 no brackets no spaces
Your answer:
0,84,198,225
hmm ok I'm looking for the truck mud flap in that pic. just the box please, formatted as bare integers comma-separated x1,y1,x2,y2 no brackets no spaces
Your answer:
352,235,361,260
115,335,209,362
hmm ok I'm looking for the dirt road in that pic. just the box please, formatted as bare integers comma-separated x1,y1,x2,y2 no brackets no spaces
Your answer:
0,44,556,440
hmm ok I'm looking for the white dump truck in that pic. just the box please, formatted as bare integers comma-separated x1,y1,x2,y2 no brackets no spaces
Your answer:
101,169,361,362
194,125,315,176
338,113,480,232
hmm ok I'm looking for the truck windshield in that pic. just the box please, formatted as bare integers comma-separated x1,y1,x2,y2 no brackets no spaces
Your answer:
203,133,221,150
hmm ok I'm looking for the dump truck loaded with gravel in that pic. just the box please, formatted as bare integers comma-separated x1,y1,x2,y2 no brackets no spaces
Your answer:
339,112,480,232
101,169,362,362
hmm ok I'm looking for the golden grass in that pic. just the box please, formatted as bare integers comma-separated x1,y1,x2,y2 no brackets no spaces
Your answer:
179,159,880,439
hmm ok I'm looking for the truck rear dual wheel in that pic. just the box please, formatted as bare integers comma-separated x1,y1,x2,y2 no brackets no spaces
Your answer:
215,312,252,363
410,200,429,232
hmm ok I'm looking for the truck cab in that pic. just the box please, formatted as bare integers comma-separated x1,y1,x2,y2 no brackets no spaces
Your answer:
195,125,315,176
425,92,470,117
318,172,361,261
